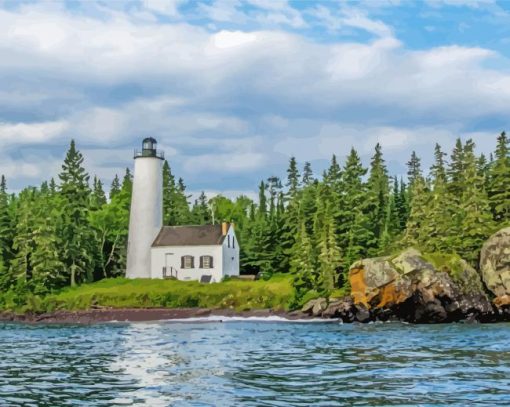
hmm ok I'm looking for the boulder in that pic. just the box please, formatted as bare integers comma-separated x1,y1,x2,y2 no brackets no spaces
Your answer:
301,297,328,317
322,297,356,321
348,248,492,323
480,227,510,304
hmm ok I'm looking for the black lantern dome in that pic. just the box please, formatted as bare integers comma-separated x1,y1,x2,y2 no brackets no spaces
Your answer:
135,137,164,159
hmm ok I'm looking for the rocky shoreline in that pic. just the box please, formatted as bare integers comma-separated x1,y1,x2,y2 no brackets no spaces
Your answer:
2,227,510,325
0,308,314,324
302,227,510,323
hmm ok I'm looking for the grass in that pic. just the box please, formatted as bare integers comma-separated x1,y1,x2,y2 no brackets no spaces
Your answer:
1,273,297,314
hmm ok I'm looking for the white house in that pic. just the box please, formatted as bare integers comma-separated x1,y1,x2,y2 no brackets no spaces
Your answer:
150,222,240,282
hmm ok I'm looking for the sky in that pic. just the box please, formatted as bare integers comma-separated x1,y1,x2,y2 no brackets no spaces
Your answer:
1,0,509,199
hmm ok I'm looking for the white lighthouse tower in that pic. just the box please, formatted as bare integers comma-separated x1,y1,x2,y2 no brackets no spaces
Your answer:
126,137,164,279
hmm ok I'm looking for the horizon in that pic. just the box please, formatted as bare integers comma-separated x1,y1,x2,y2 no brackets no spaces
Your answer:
1,0,509,198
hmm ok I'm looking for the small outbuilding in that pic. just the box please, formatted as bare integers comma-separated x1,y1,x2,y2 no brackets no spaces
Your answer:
150,222,239,283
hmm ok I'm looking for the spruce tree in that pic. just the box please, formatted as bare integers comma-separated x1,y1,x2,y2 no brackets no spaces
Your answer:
458,140,495,264
191,192,211,224
109,175,121,200
58,140,94,286
91,176,107,210
286,157,300,199
488,131,510,223
0,176,13,267
366,143,390,252
302,162,314,186
407,151,422,191
162,160,176,225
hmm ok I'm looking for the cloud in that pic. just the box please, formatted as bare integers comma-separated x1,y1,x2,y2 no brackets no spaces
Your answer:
0,2,508,194
143,0,185,17
0,120,68,144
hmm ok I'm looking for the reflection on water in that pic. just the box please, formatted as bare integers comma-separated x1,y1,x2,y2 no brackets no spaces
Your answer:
0,321,509,406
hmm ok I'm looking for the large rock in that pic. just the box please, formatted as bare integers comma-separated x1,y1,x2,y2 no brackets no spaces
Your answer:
349,248,493,323
480,227,510,302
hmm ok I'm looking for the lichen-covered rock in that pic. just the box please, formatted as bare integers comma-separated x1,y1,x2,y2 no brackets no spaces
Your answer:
322,297,356,321
480,227,510,302
348,248,493,323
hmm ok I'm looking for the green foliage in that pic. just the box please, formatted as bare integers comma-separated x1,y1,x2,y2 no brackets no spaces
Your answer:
0,275,296,313
0,132,508,310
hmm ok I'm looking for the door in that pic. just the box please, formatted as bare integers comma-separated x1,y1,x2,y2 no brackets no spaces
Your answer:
165,253,176,278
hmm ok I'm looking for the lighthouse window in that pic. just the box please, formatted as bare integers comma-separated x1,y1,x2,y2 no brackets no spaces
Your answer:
181,255,194,269
200,255,213,269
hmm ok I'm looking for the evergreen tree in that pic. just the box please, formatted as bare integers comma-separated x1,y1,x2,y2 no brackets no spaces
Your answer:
366,143,390,252
91,176,107,210
286,157,300,199
290,222,315,295
191,192,211,224
407,151,422,191
403,175,429,247
0,176,13,267
302,162,314,186
458,140,495,264
58,140,94,286
488,131,510,223
162,160,176,225
110,175,121,200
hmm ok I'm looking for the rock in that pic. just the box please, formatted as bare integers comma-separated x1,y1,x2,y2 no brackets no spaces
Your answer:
312,298,328,317
322,297,356,321
354,303,371,322
480,227,510,305
301,299,317,314
348,248,493,323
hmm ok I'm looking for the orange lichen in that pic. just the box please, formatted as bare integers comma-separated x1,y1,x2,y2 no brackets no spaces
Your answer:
349,268,369,307
494,295,510,307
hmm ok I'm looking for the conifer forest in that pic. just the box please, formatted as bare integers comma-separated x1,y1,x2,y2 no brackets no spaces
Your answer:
0,133,509,301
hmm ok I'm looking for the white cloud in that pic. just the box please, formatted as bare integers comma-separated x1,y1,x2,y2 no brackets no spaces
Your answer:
0,120,68,144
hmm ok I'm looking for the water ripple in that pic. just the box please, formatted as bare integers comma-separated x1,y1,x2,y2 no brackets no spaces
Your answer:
0,322,509,405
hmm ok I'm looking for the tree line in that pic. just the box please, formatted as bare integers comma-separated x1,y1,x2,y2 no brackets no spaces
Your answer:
0,133,509,299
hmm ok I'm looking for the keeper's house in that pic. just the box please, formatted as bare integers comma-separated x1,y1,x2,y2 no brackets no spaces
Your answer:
150,222,239,283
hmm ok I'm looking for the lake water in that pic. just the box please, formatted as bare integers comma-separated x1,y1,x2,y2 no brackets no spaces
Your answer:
1,319,509,406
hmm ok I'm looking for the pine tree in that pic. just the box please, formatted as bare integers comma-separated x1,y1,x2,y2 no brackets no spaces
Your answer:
458,140,495,264
448,138,465,199
191,192,211,224
58,140,94,286
366,143,390,252
338,148,374,270
488,131,510,223
0,176,13,267
421,144,453,252
302,162,314,186
286,157,300,199
403,175,429,248
90,176,107,210
162,160,176,225
174,178,191,225
407,151,422,191
110,175,121,200
290,222,315,295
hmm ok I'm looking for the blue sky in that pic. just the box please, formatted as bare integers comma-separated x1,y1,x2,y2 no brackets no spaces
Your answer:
0,0,509,199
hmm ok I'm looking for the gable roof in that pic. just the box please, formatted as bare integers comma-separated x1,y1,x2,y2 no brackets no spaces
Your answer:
152,225,227,247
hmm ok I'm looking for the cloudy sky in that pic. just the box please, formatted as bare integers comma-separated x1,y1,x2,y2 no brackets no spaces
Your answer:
1,0,509,198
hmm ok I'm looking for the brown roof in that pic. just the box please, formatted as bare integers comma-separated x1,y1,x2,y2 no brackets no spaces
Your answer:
152,225,226,247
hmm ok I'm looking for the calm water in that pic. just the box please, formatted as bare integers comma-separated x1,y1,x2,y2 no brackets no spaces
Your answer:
0,319,509,406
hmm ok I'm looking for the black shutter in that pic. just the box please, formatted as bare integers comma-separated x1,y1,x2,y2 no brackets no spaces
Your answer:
199,256,204,268
191,256,195,268
210,256,214,268
181,256,185,268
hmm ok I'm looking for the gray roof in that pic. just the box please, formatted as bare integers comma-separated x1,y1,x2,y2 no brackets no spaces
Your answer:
152,225,226,247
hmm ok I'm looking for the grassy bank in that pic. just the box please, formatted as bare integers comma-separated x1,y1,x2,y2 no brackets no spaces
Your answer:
0,274,297,314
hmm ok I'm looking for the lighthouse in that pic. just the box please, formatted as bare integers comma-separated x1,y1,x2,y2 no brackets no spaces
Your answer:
126,137,164,279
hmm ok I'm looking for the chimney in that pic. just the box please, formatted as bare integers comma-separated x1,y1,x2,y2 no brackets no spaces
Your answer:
222,222,229,236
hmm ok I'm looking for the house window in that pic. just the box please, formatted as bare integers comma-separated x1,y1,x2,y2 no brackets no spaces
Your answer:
181,255,194,269
200,255,214,269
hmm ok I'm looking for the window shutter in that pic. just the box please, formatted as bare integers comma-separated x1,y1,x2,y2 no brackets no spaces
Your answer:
191,256,195,268
200,256,204,268
210,256,214,268
181,256,184,268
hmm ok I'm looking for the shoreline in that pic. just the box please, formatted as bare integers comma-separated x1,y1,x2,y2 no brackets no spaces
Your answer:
0,308,313,324
1,307,509,325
